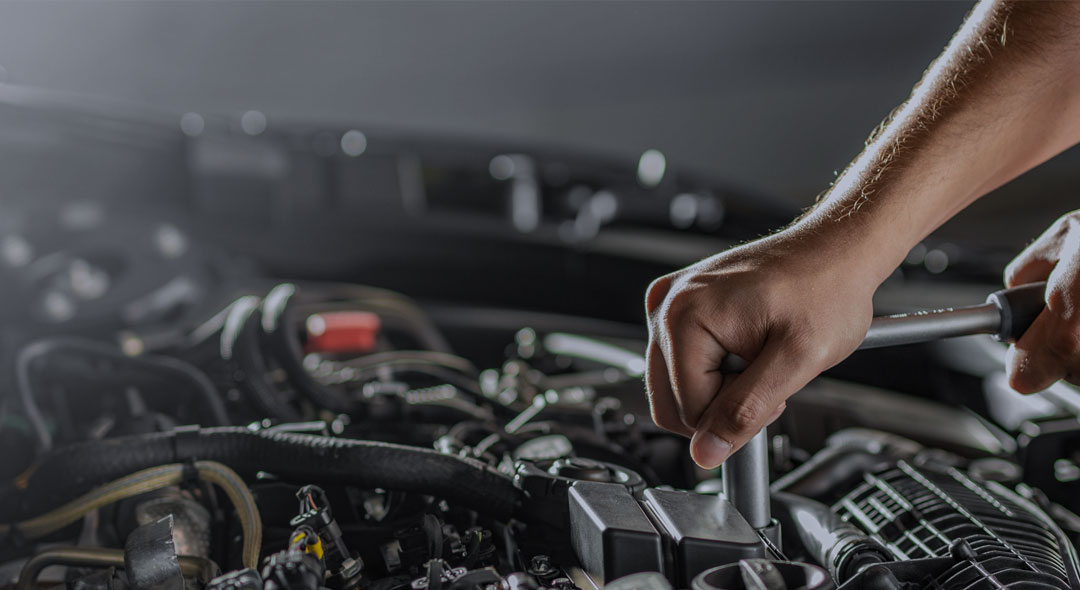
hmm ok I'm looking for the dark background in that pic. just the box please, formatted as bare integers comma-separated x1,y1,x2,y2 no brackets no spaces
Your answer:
0,0,1075,252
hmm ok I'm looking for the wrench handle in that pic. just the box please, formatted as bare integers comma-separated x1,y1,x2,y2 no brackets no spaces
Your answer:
718,282,1046,373
988,281,1046,343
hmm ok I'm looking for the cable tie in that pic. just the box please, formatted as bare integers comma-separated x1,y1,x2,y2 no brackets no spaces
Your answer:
181,458,200,489
172,424,202,463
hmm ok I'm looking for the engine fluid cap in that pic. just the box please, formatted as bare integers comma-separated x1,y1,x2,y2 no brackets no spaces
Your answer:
304,311,381,354
514,435,574,462
549,457,613,482
692,561,831,590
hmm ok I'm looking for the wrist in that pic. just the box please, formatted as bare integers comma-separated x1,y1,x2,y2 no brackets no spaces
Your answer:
778,205,910,290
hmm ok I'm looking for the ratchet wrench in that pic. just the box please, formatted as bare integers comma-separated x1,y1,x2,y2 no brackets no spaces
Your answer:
720,281,1047,374
719,281,1047,531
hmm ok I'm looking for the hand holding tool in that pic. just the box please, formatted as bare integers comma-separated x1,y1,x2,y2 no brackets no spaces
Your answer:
720,282,1047,532
721,281,1047,374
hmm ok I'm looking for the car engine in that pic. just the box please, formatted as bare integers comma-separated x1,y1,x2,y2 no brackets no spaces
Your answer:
2,271,1079,590
0,97,1079,590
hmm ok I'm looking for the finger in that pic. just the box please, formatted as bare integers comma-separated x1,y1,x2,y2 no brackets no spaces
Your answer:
650,283,731,430
1004,214,1072,287
666,322,727,430
690,336,822,468
645,274,674,314
645,340,693,437
1005,258,1055,289
1006,309,1068,393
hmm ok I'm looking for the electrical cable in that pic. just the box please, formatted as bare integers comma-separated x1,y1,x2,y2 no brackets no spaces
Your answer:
0,460,261,569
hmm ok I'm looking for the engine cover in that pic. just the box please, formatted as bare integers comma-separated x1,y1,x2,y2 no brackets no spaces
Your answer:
835,460,1080,589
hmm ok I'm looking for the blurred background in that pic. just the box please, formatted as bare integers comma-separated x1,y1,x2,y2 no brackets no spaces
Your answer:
1,1,1076,226
0,0,978,203
0,0,1076,330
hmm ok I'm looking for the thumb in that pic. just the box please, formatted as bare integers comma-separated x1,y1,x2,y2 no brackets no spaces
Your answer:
690,336,823,468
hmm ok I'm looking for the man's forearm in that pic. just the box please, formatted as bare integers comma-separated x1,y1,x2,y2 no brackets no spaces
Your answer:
795,0,1080,284
647,0,1080,468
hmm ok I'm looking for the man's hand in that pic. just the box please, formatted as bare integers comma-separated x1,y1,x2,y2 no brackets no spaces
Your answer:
642,0,1080,468
1005,210,1080,393
645,230,875,468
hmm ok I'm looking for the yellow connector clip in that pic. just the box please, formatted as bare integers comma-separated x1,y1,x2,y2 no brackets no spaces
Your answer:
290,529,325,560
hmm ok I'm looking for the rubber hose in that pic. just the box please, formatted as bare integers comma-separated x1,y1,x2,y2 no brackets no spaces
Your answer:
16,547,219,590
3,426,521,521
772,491,890,582
261,284,354,414
770,446,889,500
15,337,230,452
231,305,303,422
771,429,922,500
293,282,454,354
0,461,261,568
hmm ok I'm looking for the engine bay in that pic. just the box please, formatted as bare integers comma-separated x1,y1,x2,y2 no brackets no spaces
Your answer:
0,96,1079,590
2,271,1079,590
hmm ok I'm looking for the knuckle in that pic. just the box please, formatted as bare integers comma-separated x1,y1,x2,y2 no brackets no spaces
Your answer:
1046,282,1080,320
661,291,694,333
1050,211,1079,235
725,395,768,435
676,403,702,431
646,275,674,315
1046,286,1069,312
783,328,835,368
1003,258,1025,284
666,286,695,312
650,405,685,434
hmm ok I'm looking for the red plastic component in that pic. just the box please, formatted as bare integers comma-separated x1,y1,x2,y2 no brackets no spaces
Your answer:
304,311,381,355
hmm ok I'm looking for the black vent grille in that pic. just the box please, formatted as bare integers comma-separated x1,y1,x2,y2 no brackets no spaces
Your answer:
835,460,1071,589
